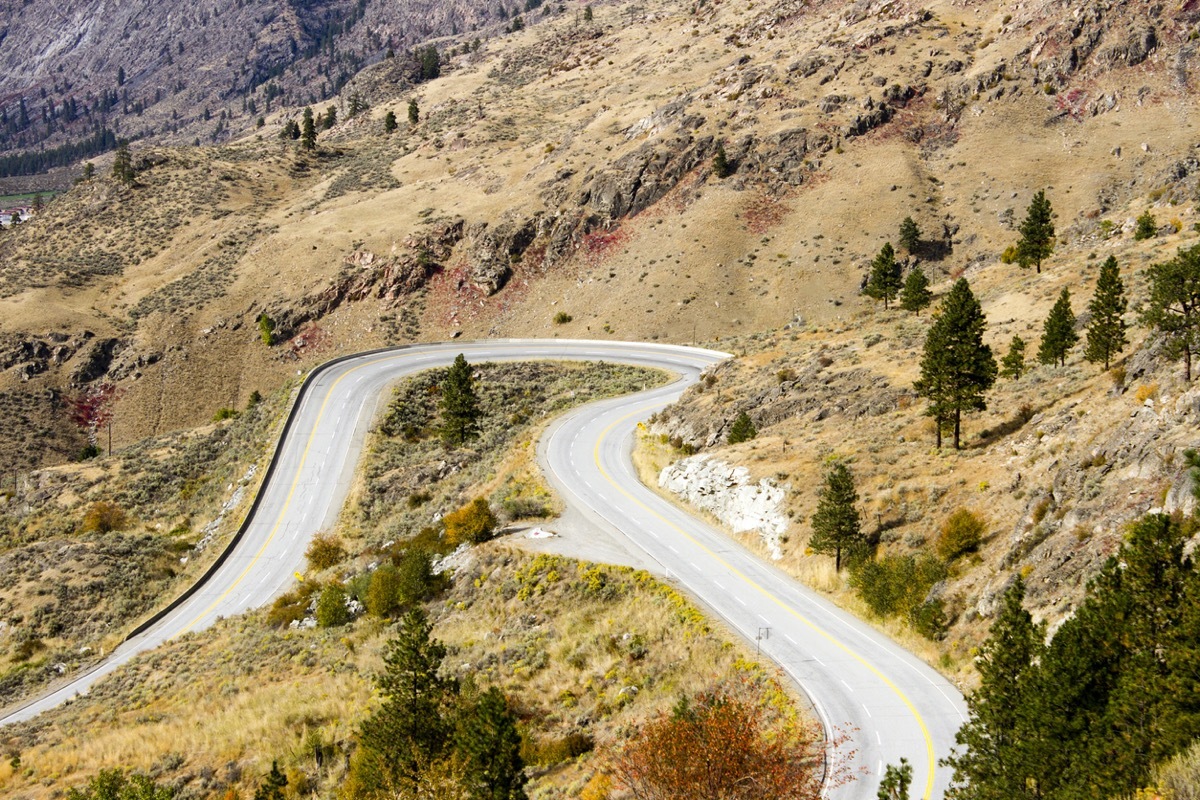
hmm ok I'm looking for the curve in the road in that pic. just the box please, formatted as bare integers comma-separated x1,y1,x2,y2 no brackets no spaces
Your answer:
0,340,967,800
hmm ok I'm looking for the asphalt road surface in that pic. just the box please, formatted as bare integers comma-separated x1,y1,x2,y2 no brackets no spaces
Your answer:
0,340,967,799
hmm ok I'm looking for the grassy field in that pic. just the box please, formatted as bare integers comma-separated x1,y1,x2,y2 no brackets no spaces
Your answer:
0,193,56,207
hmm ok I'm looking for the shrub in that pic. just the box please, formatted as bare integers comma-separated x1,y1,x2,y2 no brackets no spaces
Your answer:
502,496,551,520
315,583,351,627
553,311,573,324
849,553,946,620
365,563,404,619
727,411,757,444
1134,210,1157,241
443,497,498,545
78,443,101,461
213,407,238,421
937,508,986,561
305,533,347,572
267,588,312,628
81,501,129,534
1135,383,1159,403
522,731,595,766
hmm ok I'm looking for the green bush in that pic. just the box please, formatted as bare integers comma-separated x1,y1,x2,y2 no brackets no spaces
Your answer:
937,508,986,561
727,411,757,444
315,583,351,628
213,407,238,422
849,553,947,622
553,311,573,324
1134,210,1157,241
502,496,551,520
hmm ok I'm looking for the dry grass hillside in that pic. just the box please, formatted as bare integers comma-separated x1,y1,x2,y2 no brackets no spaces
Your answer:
3,0,1199,475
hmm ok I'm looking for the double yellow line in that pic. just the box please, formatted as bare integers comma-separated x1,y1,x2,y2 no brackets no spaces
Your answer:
590,406,940,800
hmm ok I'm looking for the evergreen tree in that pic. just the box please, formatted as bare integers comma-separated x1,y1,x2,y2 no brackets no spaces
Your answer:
301,107,316,150
1084,256,1128,369
712,141,731,178
419,46,441,81
111,142,134,185
1037,288,1078,367
944,577,1044,800
456,687,528,800
900,264,932,314
727,410,756,444
1134,209,1158,241
1014,190,1055,273
408,99,420,125
321,105,337,130
913,278,997,449
583,3,593,20
999,334,1026,380
899,216,921,254
808,461,864,572
865,242,902,309
1142,243,1200,381
353,609,458,797
384,110,398,133
878,759,912,800
440,354,482,446
253,761,288,800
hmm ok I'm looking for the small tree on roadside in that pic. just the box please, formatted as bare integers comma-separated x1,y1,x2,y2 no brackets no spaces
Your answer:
809,461,864,573
1143,243,1200,381
878,759,912,800
384,110,398,133
1037,288,1078,367
865,243,902,309
999,334,1026,380
727,411,756,444
1084,256,1128,370
440,354,482,446
899,264,933,314
899,217,921,254
65,769,174,800
913,278,997,449
1014,190,1055,273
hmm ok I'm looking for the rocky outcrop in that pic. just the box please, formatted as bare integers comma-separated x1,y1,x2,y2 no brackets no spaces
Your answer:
276,218,464,335
466,216,538,295
659,455,789,560
577,133,716,223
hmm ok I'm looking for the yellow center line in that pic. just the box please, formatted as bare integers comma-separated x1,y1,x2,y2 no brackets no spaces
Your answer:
176,355,394,635
591,406,939,800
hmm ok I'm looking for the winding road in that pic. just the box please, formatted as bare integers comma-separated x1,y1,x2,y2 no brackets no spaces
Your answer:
0,340,967,799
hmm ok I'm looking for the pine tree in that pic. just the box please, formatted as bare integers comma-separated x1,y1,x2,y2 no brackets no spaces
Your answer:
353,609,458,797
878,759,912,800
111,142,134,185
865,242,902,309
440,354,482,446
301,107,316,150
1014,190,1055,273
253,761,288,800
1037,288,1078,367
999,334,1026,380
712,141,731,178
913,278,997,449
408,99,420,125
899,264,932,314
456,687,528,800
944,577,1044,800
1142,243,1200,381
384,110,398,133
321,105,337,130
1134,209,1157,241
899,216,921,254
583,3,593,21
727,410,756,444
1084,256,1128,369
808,461,864,572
